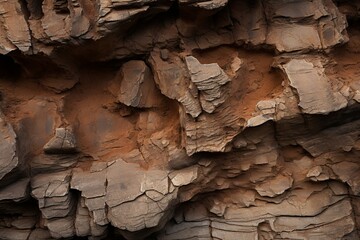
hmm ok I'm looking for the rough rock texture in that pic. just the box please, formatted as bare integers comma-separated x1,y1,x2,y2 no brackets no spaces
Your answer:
0,111,18,181
1,0,360,239
43,128,77,154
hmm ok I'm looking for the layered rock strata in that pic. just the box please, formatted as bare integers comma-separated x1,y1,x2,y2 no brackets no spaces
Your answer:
0,0,360,239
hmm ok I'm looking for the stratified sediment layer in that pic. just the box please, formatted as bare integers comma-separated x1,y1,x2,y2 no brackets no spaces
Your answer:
1,0,360,239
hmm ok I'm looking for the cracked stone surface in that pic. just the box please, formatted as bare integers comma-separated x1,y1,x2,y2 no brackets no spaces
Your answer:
0,0,360,239
43,128,77,154
0,111,19,181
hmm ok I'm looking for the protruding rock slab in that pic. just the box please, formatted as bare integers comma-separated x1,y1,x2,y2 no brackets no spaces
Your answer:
71,162,108,226
255,174,293,197
71,159,198,237
30,154,79,175
279,58,347,114
149,50,202,118
31,170,74,219
186,0,228,10
43,128,77,154
106,159,177,232
150,51,238,155
0,178,29,202
0,113,18,181
265,0,348,52
0,1,31,54
31,170,75,238
267,25,322,52
74,197,107,238
169,165,199,187
114,60,163,108
185,56,231,114
181,105,243,155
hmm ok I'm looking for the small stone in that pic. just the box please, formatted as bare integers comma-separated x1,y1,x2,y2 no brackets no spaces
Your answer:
255,174,293,197
230,57,243,76
169,166,199,187
233,137,247,148
353,90,360,103
160,49,169,60
307,166,323,178
43,128,77,154
256,100,276,111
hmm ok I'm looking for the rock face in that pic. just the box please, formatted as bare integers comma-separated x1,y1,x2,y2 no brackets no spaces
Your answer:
0,112,18,181
113,60,163,108
278,58,348,114
0,0,360,239
43,128,77,154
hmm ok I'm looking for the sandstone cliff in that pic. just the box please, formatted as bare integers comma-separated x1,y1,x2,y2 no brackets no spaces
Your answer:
0,0,360,239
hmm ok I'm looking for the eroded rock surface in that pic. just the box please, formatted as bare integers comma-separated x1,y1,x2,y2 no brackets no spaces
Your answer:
0,0,360,239
0,112,18,181
43,128,77,154
278,58,348,114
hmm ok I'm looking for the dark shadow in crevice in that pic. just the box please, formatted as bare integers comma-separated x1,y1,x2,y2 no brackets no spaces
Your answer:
0,54,23,80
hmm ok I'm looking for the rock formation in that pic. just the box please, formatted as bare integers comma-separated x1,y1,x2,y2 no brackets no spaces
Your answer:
0,0,360,239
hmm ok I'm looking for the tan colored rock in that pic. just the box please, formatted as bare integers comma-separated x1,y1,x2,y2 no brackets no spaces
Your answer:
255,174,293,197
167,146,198,169
190,0,228,10
31,170,74,220
28,229,53,240
181,105,242,155
307,166,331,181
0,178,29,202
40,0,71,42
0,228,31,240
0,1,359,240
74,197,107,238
106,159,177,232
11,216,36,230
32,174,76,240
45,216,75,239
43,128,77,154
165,55,241,155
72,159,181,236
0,1,31,54
114,60,162,108
273,199,352,232
0,113,18,181
297,119,360,157
279,58,347,114
265,0,348,52
169,165,198,187
158,220,212,240
185,56,231,114
30,154,79,175
71,162,108,225
332,161,360,194
267,24,322,52
149,50,202,118
229,0,267,46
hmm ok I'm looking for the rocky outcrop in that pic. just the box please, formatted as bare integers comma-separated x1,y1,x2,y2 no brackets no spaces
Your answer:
111,60,163,108
0,112,18,181
278,58,348,114
43,128,77,154
1,0,360,239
